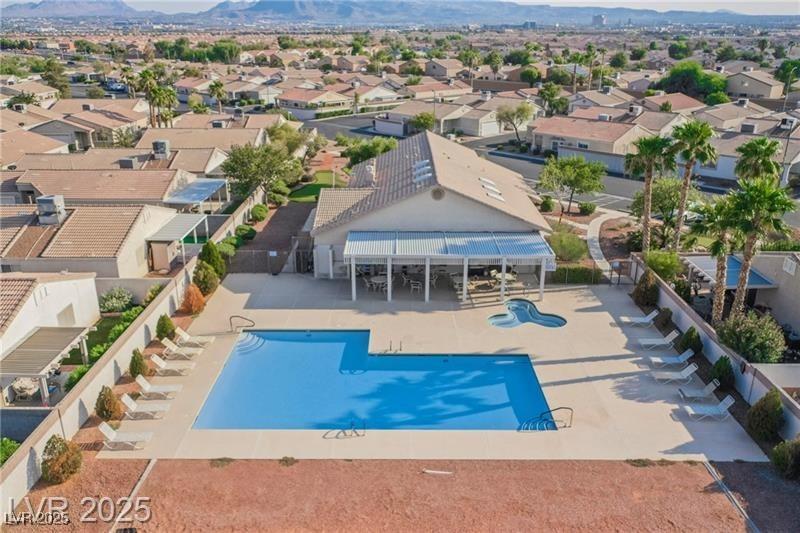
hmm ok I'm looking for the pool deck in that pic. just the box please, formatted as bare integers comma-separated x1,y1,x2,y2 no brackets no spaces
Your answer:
100,274,765,462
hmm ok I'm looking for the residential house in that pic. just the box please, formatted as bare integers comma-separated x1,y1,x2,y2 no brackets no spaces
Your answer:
62,103,149,147
372,100,500,138
726,70,784,99
174,77,213,104
0,131,69,170
135,128,265,152
695,130,800,186
275,88,353,120
641,92,706,113
568,86,636,113
692,99,772,130
611,70,664,92
569,105,686,136
0,81,60,109
336,55,370,73
398,80,472,101
50,98,149,116
425,59,465,79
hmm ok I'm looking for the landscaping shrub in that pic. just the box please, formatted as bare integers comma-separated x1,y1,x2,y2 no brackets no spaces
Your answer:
88,342,110,364
217,241,236,260
235,224,256,240
632,270,659,307
761,240,800,252
129,348,147,378
181,283,206,315
549,264,603,284
99,286,133,312
746,388,784,442
548,232,587,262
625,229,643,252
770,437,800,480
193,260,220,296
717,312,786,364
119,306,144,324
653,308,672,330
65,365,90,391
672,278,692,304
710,356,735,390
199,241,226,278
676,326,702,355
578,201,597,215
222,235,243,249
251,203,269,222
41,435,82,484
143,283,164,306
539,195,554,212
156,314,175,340
106,322,127,344
95,386,122,421
644,250,682,281
1,437,20,465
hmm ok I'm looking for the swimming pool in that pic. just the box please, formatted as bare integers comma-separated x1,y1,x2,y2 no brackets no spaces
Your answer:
194,330,554,431
488,299,567,328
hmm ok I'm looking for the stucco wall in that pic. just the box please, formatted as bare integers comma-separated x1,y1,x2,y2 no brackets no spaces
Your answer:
751,253,800,332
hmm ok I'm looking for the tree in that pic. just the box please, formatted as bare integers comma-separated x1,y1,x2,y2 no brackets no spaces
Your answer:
138,69,158,127
630,47,647,61
728,177,794,315
705,91,730,105
519,68,541,88
539,82,566,116
775,59,800,86
192,261,219,296
41,435,81,484
6,92,39,107
584,44,597,91
95,386,122,421
538,155,606,223
691,198,736,324
190,102,211,114
715,44,738,63
484,50,503,75
222,143,303,197
504,49,531,66
457,47,481,86
208,80,225,114
625,136,676,254
734,137,782,181
86,86,105,99
495,102,534,143
410,111,435,132
659,101,673,112
40,58,69,98
113,127,136,148
302,133,327,166
757,38,770,54
546,67,571,86
199,240,226,278
341,137,398,167
596,47,608,89
120,66,137,98
567,52,585,93
668,42,691,60
657,60,727,99
670,120,718,250
129,348,147,378
609,52,628,69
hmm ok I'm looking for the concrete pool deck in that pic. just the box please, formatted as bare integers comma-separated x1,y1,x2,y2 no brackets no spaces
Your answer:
100,274,765,462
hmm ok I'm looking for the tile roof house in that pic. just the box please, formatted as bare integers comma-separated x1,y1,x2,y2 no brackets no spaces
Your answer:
0,81,60,109
425,58,465,79
692,99,772,130
50,98,149,116
569,105,687,136
568,87,636,112
398,80,472,101
641,92,706,113
135,127,265,152
373,100,501,138
726,70,784,99
275,88,353,120
0,130,69,170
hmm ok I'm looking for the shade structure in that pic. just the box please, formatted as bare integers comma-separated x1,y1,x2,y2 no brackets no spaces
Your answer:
0,327,87,378
682,255,777,290
164,179,227,205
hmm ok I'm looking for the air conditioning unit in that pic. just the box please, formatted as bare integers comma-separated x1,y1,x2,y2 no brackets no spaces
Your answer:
598,114,611,122
233,107,244,120
118,157,136,169
628,104,643,116
779,117,798,130
12,103,26,112
82,103,94,111
211,120,226,128
152,139,170,159
714,65,725,73
740,123,757,134
601,85,612,94
36,195,67,225
736,98,749,107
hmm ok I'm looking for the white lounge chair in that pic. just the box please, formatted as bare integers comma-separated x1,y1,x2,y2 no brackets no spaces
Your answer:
679,379,720,402
121,393,171,420
162,338,202,360
151,354,194,376
136,375,182,400
639,330,679,350
647,349,694,368
175,326,214,348
620,310,659,327
682,395,735,421
652,362,698,384
98,421,152,451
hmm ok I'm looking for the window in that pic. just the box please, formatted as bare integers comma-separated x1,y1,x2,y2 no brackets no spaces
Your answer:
577,142,589,149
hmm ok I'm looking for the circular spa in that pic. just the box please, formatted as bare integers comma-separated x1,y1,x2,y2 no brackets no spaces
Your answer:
488,299,567,328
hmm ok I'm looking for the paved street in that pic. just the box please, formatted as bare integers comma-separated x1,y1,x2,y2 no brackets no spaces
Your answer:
303,112,384,140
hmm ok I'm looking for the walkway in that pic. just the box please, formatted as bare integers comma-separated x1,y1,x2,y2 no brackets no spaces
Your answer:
587,209,626,271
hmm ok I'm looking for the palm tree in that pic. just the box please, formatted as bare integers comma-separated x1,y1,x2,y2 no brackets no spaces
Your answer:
157,88,178,127
568,52,584,94
625,136,676,254
209,80,225,114
120,66,136,99
584,44,597,93
596,47,607,90
138,69,158,127
669,120,718,250
691,198,736,325
728,177,795,315
734,136,782,181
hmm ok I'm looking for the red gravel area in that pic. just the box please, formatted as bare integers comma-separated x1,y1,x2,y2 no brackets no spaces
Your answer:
132,459,745,531
600,217,636,261
239,202,315,252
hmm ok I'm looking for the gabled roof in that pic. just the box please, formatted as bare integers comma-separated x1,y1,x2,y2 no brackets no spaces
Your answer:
0,130,67,167
729,69,783,87
529,116,643,142
643,92,705,112
17,169,187,203
135,128,263,152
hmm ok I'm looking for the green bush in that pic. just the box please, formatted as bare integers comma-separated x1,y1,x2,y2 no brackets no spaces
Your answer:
626,230,643,252
632,270,659,307
746,388,784,442
761,240,800,252
41,435,82,484
539,195,554,212
99,286,133,312
548,264,603,284
217,241,236,259
771,438,800,480
644,250,682,281
119,306,144,324
717,312,786,363
251,203,269,221
106,323,126,344
143,284,164,306
676,326,702,355
193,260,220,296
222,235,243,249
710,356,735,390
1,437,20,465
235,224,256,240
129,348,147,378
654,308,672,330
95,386,122,421
548,232,587,262
65,365,90,391
578,201,597,215
673,278,692,304
156,314,175,340
199,240,226,278
88,342,110,364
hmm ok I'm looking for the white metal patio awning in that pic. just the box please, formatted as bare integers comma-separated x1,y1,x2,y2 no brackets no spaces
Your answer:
147,213,208,243
0,327,87,378
164,179,227,205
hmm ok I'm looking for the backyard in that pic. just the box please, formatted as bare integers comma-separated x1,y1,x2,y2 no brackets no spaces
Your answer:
63,316,122,365
288,170,345,203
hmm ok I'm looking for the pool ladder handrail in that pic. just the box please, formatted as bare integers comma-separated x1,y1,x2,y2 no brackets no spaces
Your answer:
518,406,573,432
229,315,255,332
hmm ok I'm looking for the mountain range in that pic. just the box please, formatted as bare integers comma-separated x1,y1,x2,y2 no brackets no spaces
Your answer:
2,0,798,25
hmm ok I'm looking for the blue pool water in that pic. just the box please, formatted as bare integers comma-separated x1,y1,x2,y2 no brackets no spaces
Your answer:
488,299,567,328
194,330,553,430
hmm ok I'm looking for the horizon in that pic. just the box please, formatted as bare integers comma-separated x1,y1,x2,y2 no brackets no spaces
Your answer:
0,0,797,17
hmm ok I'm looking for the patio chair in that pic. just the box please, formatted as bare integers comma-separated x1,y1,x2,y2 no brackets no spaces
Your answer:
620,310,659,328
682,395,735,421
121,394,171,420
409,280,423,294
652,362,698,384
362,277,375,291
647,349,694,368
151,354,195,376
400,273,411,287
98,421,152,451
162,338,202,360
678,379,720,402
638,330,679,351
136,375,183,400
175,327,215,347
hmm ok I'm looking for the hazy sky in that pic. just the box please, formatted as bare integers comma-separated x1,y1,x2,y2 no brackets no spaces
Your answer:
2,0,798,16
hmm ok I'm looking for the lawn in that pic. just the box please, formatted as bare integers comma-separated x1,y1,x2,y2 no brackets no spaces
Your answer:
63,316,122,365
289,171,342,203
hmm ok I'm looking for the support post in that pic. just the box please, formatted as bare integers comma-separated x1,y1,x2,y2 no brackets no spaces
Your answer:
80,337,89,365
181,241,186,265
539,259,546,301
500,258,507,300
387,256,393,302
39,376,50,407
204,218,209,239
351,257,357,301
424,257,430,302
328,246,334,280
462,257,468,302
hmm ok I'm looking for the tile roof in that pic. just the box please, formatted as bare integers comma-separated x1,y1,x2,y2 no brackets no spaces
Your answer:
643,92,705,111
41,205,145,258
529,116,640,141
135,128,262,151
0,277,36,333
17,169,184,202
0,130,67,167
0,205,36,254
50,98,146,115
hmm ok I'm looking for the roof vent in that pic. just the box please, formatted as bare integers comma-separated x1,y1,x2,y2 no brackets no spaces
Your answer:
628,104,643,116
740,123,757,134
478,177,497,187
598,113,611,122
780,117,798,130
12,103,26,112
715,65,725,73
118,157,136,169
36,195,67,225
233,107,244,120
82,103,94,111
601,85,612,94
152,140,170,159
211,120,226,128
736,98,749,107
486,191,505,202
431,187,445,201
743,66,754,72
